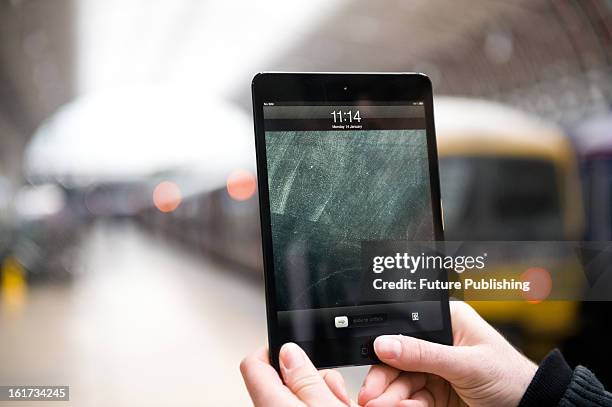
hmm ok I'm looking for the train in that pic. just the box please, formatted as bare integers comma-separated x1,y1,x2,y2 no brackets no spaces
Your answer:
435,97,584,358
562,112,612,385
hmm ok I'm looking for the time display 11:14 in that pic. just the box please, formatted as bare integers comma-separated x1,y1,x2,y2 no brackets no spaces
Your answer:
331,110,361,123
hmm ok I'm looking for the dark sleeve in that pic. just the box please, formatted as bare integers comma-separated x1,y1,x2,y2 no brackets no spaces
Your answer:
518,349,612,407
519,349,573,407
559,366,612,407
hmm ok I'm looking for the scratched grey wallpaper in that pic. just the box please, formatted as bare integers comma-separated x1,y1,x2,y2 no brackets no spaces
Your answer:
266,130,433,310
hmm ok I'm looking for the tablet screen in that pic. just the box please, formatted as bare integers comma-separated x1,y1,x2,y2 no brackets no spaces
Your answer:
262,101,444,347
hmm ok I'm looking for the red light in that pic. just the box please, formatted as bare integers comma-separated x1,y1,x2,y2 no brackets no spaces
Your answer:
520,267,553,304
153,181,182,213
227,170,256,201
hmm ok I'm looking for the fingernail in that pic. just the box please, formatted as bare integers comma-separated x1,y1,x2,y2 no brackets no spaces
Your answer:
374,336,401,359
280,343,305,370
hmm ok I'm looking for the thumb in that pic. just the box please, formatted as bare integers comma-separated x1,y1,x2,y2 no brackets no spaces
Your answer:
374,335,471,381
279,343,345,406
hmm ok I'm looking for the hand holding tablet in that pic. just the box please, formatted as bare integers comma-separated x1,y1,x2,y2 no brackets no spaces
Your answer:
241,302,538,407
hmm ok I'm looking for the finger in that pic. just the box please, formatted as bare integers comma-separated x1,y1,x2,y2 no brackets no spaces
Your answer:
374,335,471,380
449,300,498,343
321,369,350,405
364,372,426,407
358,364,400,406
279,343,343,405
398,388,435,407
240,347,300,406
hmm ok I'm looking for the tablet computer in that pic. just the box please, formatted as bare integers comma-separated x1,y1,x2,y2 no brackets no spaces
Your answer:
251,72,452,369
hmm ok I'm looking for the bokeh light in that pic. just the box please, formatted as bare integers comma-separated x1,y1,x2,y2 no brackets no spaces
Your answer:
226,170,257,201
521,267,553,304
153,181,182,213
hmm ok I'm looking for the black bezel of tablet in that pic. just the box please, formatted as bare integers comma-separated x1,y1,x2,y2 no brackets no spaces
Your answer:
251,72,452,370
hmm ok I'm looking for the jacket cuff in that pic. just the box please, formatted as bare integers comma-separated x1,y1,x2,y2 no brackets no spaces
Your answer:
518,349,573,407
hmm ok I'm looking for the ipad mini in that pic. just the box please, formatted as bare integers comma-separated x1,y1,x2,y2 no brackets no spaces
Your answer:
252,73,452,369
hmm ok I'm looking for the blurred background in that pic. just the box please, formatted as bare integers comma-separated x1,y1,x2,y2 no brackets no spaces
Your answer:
0,0,611,405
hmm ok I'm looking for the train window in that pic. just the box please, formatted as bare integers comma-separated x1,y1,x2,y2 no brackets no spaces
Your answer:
437,158,474,232
585,158,612,240
491,159,560,218
440,157,564,240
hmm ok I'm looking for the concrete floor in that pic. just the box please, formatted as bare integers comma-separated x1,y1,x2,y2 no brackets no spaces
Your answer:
0,222,368,406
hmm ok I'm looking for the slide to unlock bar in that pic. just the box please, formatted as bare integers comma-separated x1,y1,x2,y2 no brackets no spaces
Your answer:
334,314,388,328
